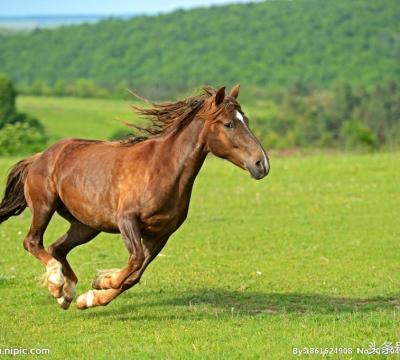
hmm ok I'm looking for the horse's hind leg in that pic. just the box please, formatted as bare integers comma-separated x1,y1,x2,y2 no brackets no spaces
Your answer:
23,185,63,300
48,215,99,309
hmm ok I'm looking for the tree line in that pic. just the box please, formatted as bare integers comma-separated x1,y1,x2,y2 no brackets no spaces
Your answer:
0,74,399,152
248,80,400,150
0,0,398,99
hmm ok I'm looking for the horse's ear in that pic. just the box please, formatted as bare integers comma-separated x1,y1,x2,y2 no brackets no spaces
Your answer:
230,84,240,98
215,86,226,106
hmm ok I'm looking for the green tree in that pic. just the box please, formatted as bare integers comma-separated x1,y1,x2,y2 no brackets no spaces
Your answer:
0,73,17,124
0,74,47,154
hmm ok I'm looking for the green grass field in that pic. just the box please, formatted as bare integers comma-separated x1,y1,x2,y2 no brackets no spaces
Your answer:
0,96,399,359
17,96,134,141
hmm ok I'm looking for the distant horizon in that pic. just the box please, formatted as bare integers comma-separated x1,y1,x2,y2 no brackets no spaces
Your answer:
0,2,260,30
0,0,258,17
0,14,137,19
0,13,139,30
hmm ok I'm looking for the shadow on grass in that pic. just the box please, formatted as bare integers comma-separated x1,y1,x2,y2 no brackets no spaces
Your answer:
82,288,400,321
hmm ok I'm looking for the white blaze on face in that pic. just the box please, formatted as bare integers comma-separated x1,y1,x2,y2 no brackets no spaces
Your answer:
235,110,245,124
235,110,269,171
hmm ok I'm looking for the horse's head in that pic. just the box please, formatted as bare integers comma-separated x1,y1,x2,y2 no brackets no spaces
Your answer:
204,85,270,180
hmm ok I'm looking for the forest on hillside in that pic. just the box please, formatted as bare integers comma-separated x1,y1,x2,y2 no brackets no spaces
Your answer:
0,1,399,151
0,0,398,98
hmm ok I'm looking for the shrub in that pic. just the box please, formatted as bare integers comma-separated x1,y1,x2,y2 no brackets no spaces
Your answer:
6,112,44,131
340,120,378,150
0,122,47,156
0,74,48,155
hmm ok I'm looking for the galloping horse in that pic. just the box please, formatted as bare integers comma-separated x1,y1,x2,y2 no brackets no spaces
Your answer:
0,85,269,310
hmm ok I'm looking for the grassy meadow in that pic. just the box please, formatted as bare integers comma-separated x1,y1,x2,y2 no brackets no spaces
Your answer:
0,96,399,359
17,96,133,141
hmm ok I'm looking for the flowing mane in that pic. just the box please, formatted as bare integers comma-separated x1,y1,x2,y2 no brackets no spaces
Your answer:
120,87,226,145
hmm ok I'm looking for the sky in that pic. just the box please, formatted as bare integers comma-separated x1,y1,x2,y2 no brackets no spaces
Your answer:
0,0,257,17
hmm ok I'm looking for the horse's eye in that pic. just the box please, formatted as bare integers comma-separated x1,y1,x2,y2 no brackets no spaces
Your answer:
224,122,234,129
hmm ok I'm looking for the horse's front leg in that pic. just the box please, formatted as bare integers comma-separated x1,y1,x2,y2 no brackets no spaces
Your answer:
96,215,145,289
76,216,167,309
75,255,151,310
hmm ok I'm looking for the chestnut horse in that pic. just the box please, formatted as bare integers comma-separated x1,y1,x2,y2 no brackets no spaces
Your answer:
0,85,269,310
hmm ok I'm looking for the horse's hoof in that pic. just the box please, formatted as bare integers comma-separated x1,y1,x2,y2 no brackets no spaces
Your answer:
55,280,75,309
91,269,120,290
62,279,76,300
91,276,113,290
91,277,102,290
76,290,96,310
57,296,72,310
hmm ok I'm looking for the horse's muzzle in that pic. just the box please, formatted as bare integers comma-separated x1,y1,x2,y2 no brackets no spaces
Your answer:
248,157,270,180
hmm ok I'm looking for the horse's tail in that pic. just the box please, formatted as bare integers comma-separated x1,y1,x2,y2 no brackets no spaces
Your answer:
0,154,39,224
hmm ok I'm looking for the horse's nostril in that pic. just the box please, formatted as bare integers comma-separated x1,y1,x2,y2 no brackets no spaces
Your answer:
255,160,263,168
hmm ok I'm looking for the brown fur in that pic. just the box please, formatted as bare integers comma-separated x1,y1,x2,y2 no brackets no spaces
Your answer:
0,85,270,309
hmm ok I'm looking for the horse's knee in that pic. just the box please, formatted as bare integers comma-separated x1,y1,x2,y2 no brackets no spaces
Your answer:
23,235,37,253
23,227,44,251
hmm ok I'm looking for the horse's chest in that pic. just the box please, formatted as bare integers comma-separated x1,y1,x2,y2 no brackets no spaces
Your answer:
138,177,195,237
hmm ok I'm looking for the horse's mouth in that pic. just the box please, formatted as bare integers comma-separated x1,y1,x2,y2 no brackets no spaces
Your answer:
248,162,269,180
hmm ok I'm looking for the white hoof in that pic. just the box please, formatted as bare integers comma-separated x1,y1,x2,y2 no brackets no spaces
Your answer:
76,290,95,310
57,296,71,310
54,280,76,310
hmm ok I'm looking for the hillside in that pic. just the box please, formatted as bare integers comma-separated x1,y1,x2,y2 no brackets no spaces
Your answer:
0,0,399,96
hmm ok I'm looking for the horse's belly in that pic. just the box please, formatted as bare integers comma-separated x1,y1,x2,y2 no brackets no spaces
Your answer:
58,185,119,232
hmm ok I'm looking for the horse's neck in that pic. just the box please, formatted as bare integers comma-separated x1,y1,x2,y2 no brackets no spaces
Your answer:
164,117,208,192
